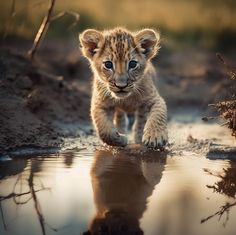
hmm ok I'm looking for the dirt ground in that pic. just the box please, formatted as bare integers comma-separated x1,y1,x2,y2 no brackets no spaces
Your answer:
0,39,235,155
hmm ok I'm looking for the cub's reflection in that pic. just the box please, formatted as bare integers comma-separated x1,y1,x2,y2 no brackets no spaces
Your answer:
83,149,167,235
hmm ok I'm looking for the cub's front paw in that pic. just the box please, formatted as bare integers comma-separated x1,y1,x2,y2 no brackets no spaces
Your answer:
142,129,168,150
100,129,128,147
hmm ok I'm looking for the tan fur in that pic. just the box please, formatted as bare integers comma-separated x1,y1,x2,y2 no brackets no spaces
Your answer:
79,27,168,148
83,149,166,234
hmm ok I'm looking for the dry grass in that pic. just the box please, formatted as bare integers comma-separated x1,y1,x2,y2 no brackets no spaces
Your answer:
56,0,236,32
0,0,236,40
213,54,236,137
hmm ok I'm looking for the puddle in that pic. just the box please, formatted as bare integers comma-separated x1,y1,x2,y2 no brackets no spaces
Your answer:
0,148,236,235
0,115,235,235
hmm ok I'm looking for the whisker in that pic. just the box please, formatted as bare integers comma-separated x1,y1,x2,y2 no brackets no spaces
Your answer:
135,85,145,99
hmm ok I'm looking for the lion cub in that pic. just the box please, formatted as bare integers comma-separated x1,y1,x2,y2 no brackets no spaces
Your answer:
79,27,168,149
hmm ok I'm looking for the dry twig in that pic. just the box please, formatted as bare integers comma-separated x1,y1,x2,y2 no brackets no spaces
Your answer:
201,201,236,226
28,0,79,60
50,10,80,30
216,53,236,80
206,54,236,137
28,0,56,60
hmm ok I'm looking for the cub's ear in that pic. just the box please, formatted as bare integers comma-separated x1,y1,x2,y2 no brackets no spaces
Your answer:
134,29,160,59
79,29,104,60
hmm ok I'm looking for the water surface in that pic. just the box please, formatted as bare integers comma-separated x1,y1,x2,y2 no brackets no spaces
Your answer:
0,149,236,235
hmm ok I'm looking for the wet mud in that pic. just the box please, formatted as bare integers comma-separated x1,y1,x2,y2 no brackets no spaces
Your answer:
0,147,236,235
0,46,235,156
0,43,236,235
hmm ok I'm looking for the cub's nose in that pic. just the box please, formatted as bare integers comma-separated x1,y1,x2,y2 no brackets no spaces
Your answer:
115,83,128,89
115,74,128,89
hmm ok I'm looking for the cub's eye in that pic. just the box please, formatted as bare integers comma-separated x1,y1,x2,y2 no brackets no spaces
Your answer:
128,60,138,69
104,61,113,69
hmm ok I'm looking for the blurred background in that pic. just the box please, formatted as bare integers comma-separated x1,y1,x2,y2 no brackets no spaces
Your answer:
1,0,236,50
0,0,235,151
0,3,236,234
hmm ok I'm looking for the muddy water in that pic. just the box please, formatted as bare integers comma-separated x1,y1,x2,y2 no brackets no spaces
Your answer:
0,148,236,235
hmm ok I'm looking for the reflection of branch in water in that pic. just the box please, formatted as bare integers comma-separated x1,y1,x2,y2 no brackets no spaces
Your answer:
204,166,236,198
0,182,49,205
0,201,7,231
0,188,49,203
0,159,75,235
0,160,50,235
0,190,31,201
201,201,236,226
29,164,46,235
202,165,236,226
26,169,76,235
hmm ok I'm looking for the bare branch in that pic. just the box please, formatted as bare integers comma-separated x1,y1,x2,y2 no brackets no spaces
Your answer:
28,0,56,60
0,201,7,231
13,196,33,205
28,165,46,235
0,188,49,202
201,201,236,226
50,11,80,30
0,191,32,201
50,11,79,22
27,0,80,60
202,116,218,122
10,0,16,16
205,55,236,137
216,53,236,80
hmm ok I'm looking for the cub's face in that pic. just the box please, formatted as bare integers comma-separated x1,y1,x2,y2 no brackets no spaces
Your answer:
79,28,160,99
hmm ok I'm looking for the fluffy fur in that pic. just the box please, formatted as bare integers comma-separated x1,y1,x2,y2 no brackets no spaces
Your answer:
79,27,168,149
82,149,166,235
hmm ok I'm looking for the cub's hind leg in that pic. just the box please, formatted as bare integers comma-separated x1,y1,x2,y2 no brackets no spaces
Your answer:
113,110,128,134
133,106,148,144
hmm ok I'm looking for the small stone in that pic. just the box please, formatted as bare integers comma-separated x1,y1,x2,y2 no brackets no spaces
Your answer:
15,75,33,89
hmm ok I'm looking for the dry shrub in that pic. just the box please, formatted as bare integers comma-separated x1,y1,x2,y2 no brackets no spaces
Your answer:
213,54,236,137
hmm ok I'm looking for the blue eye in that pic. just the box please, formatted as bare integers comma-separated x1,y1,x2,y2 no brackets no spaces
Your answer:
129,60,138,69
104,61,113,69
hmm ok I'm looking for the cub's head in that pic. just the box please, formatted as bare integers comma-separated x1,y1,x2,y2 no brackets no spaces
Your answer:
79,28,160,98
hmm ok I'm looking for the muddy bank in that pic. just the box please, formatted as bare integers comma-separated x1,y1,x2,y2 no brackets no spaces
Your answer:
155,47,236,108
0,43,235,154
0,49,91,153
